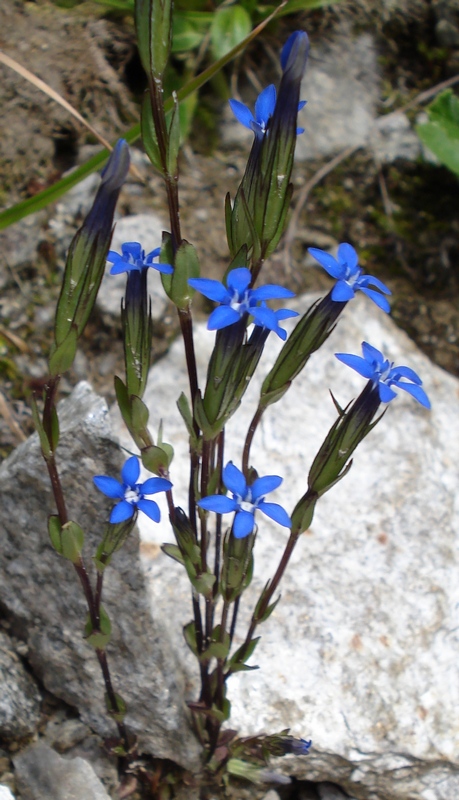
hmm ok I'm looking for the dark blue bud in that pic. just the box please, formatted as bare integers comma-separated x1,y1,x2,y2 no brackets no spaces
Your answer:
85,139,130,242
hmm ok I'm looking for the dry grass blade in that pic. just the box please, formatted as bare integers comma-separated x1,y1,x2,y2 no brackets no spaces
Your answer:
0,390,26,443
0,49,143,182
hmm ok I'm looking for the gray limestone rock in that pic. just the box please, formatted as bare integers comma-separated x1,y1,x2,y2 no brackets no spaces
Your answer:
110,293,459,800
13,741,110,800
295,33,379,162
0,631,41,740
0,382,199,767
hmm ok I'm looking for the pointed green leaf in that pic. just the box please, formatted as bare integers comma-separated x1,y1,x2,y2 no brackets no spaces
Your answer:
48,328,78,376
48,515,63,555
162,543,185,565
61,520,85,563
85,605,112,650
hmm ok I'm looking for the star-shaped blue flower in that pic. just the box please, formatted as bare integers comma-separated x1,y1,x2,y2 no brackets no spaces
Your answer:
229,84,306,138
198,461,291,539
93,456,172,524
189,267,297,340
335,341,431,407
308,243,391,312
107,242,173,275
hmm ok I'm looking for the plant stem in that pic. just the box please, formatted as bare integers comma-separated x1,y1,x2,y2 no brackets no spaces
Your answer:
42,382,130,753
242,404,264,474
226,530,300,678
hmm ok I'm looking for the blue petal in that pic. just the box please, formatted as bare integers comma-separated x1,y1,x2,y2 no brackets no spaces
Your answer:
359,286,391,313
150,261,174,274
137,498,161,522
107,251,124,265
233,510,255,538
378,382,397,403
298,100,307,111
337,243,358,270
361,342,384,364
223,462,247,498
308,248,343,279
255,84,276,125
208,306,241,330
198,495,238,514
229,99,254,129
392,380,431,408
188,278,229,303
335,353,375,379
122,242,143,260
145,247,161,260
141,477,173,495
331,281,355,302
258,501,291,528
93,476,124,499
250,306,278,330
275,309,299,320
296,127,305,135
227,267,251,295
281,30,308,71
110,500,135,523
110,261,135,275
360,275,391,294
122,456,140,487
250,284,295,301
251,475,282,500
390,365,422,384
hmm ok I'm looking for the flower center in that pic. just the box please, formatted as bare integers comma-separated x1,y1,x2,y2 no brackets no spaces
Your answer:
125,487,141,504
230,288,251,314
240,499,255,514
344,263,361,285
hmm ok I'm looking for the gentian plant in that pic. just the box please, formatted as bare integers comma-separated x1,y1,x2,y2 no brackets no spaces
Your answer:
31,5,431,795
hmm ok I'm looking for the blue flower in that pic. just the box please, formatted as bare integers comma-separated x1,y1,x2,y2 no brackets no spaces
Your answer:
107,242,173,275
278,737,312,756
335,341,431,408
93,456,172,524
198,461,291,539
229,83,306,138
308,243,391,312
188,267,297,339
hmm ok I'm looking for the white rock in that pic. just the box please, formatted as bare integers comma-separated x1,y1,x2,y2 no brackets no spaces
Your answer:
296,33,379,161
370,113,421,164
98,213,169,320
111,292,459,799
0,787,15,800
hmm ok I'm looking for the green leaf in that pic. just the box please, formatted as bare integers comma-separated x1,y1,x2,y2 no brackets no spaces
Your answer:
162,543,186,565
210,6,252,60
141,92,162,173
417,90,459,177
48,515,63,555
60,520,85,563
166,239,200,309
49,405,60,452
105,691,127,724
192,571,216,597
136,0,172,79
183,620,199,656
228,636,260,671
167,93,181,176
48,328,78,376
172,11,211,52
142,444,172,475
130,395,150,432
30,394,51,458
85,605,112,650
